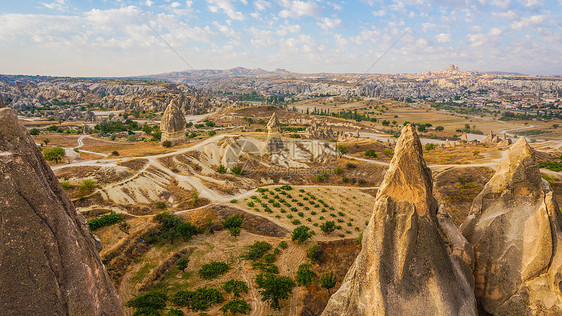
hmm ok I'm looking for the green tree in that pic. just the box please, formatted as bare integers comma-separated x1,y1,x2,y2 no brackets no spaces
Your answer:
320,272,337,295
295,263,316,286
255,273,296,310
29,128,40,136
320,221,336,235
223,214,243,238
364,149,377,158
43,147,65,163
306,244,323,263
191,191,199,207
435,126,444,131
220,299,251,315
291,225,312,244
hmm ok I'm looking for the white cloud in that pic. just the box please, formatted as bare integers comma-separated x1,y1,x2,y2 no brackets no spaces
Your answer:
372,10,385,17
207,0,245,20
517,0,544,8
435,33,452,43
213,21,239,38
279,0,322,19
145,0,153,7
254,0,270,11
492,10,519,21
41,0,67,11
511,15,548,30
317,17,341,30
171,2,181,8
491,0,511,10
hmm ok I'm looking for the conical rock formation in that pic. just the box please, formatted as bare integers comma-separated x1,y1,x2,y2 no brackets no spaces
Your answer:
160,99,187,144
266,113,284,153
322,124,477,316
0,108,124,315
461,137,562,315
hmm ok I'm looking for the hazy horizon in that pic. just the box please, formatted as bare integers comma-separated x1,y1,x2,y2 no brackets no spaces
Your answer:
1,0,561,77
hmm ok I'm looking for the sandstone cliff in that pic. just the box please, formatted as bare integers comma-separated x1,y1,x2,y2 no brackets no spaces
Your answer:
322,124,477,316
0,108,124,315
461,137,562,314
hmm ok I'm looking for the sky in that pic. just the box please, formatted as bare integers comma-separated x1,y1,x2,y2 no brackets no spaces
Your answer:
0,0,560,76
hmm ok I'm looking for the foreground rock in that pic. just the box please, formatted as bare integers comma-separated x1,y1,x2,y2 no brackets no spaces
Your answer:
0,108,123,315
323,124,477,316
461,137,562,315
160,98,187,145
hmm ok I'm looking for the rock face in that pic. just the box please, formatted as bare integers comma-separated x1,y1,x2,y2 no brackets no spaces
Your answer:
0,94,4,108
461,137,562,315
265,113,284,153
0,108,124,315
322,124,477,316
160,99,187,145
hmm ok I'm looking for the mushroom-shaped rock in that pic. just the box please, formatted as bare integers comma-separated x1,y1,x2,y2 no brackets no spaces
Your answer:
0,108,124,315
322,124,477,316
461,137,562,315
160,99,187,145
266,112,280,133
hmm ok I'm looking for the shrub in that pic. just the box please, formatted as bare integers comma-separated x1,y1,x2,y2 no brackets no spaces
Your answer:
345,163,357,169
280,185,292,190
112,150,120,156
199,261,230,279
252,262,279,274
208,131,216,136
320,221,336,235
78,179,96,193
60,181,72,190
255,273,296,310
171,288,224,311
127,292,167,311
166,308,184,316
155,201,167,209
320,272,337,295
223,280,248,297
29,128,40,135
306,244,323,263
296,263,316,286
243,241,272,261
220,299,251,315
149,212,199,244
383,148,393,157
435,126,444,131
291,219,301,225
278,241,288,249
263,253,277,263
316,173,327,182
291,225,312,244
425,143,437,151
231,165,244,175
217,164,227,174
162,140,172,147
176,256,190,272
88,212,123,231
364,149,378,158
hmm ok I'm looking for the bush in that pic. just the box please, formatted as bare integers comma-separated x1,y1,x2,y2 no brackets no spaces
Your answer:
307,244,323,263
29,128,40,135
435,126,444,131
208,131,216,136
166,309,184,316
364,149,378,158
112,150,120,156
199,261,230,279
231,165,244,175
320,272,337,295
425,143,437,151
149,212,199,244
320,221,336,235
243,241,273,261
220,299,251,315
383,148,393,157
291,225,312,244
43,147,65,163
127,292,167,311
345,163,357,169
280,185,292,190
255,273,296,310
278,241,288,249
171,288,224,311
60,181,72,190
88,212,123,231
155,201,167,209
316,173,328,182
252,262,279,274
296,263,316,286
176,257,190,271
217,164,227,174
162,140,172,147
223,280,249,297
78,179,96,193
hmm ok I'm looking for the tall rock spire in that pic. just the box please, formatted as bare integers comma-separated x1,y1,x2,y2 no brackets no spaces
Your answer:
322,124,477,316
0,108,124,315
160,98,187,145
461,137,562,315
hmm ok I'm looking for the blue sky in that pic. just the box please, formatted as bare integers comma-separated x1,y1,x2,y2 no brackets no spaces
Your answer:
0,0,560,76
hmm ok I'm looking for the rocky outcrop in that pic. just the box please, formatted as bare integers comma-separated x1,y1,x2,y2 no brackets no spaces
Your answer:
160,99,187,145
0,94,4,108
322,124,477,316
0,108,124,315
481,130,500,145
461,137,562,315
265,113,284,153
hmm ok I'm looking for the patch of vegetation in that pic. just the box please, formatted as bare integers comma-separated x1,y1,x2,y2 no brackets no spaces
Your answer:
320,272,337,295
145,212,199,244
78,179,96,193
171,287,224,311
198,261,230,279
292,225,312,243
364,149,378,158
223,280,249,297
243,241,273,261
127,292,167,315
43,146,65,163
539,161,562,172
88,212,123,231
306,244,323,263
296,263,316,286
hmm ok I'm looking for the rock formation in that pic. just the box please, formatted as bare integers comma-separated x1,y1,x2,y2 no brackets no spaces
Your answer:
322,124,477,316
160,99,187,145
481,130,501,145
0,108,123,315
461,137,562,315
461,132,468,143
307,120,334,140
497,133,512,147
0,94,4,108
265,113,284,153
